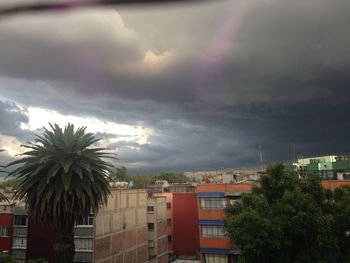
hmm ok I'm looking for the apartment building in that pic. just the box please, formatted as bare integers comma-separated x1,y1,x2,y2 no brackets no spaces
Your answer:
11,204,27,262
286,154,350,179
0,190,15,254
196,183,253,263
147,196,168,263
9,188,149,263
94,188,148,263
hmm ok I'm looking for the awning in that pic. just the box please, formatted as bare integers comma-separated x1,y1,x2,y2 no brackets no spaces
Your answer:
200,248,240,255
197,192,225,198
199,220,225,226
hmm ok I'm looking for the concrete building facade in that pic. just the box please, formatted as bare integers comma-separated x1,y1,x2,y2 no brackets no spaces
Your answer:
90,188,149,263
147,196,168,263
9,188,149,263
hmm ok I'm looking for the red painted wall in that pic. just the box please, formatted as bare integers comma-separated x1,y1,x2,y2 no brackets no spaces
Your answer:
173,192,199,257
0,214,13,252
27,219,56,263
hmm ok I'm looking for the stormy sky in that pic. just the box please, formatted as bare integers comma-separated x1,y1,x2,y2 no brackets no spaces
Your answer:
0,0,349,174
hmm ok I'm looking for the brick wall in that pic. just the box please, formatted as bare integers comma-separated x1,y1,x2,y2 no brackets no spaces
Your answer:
157,236,168,255
137,228,148,245
137,245,148,263
157,221,167,238
95,236,111,260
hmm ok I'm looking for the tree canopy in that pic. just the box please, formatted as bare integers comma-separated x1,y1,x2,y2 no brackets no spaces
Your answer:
129,172,188,188
224,163,350,263
7,123,115,262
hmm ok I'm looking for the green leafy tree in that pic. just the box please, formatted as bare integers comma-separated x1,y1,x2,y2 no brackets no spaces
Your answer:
0,254,16,263
0,178,20,189
151,172,188,184
28,259,49,263
7,124,115,263
127,172,188,189
225,163,350,263
132,174,153,189
110,166,127,182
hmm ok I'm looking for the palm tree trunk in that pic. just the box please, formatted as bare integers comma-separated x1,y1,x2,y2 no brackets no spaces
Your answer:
53,225,75,263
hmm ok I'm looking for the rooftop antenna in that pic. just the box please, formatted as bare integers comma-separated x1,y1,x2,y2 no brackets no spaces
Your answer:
259,144,264,171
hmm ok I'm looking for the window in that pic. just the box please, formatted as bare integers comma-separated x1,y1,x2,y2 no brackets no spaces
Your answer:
0,226,10,236
166,202,171,209
205,255,228,263
202,226,225,238
14,216,27,226
166,218,171,226
148,240,154,248
13,237,27,248
74,238,93,251
147,206,154,213
200,198,226,210
167,235,172,242
148,223,154,231
76,216,94,226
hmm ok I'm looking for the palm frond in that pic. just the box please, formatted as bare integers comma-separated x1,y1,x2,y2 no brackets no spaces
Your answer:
8,123,115,230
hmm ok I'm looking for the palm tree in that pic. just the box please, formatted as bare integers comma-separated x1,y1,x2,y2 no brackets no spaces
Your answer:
7,124,115,263
0,150,10,202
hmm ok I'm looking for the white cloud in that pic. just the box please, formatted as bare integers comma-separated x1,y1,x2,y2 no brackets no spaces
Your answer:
0,135,24,157
143,50,173,69
21,107,151,146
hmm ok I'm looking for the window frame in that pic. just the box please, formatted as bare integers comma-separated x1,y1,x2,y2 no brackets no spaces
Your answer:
205,254,228,263
12,237,27,249
148,240,154,249
14,215,27,226
147,206,155,213
75,216,94,227
200,198,227,210
0,226,10,237
202,225,225,238
148,223,154,231
74,238,93,251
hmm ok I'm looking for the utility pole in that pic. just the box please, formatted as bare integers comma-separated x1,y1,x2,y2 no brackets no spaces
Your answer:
259,144,264,171
293,142,296,163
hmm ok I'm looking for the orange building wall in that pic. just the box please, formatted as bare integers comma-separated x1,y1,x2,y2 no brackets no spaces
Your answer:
198,210,225,221
196,184,254,253
322,180,350,190
196,180,350,263
196,183,254,193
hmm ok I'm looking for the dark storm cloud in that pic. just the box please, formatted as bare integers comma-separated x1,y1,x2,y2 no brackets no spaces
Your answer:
0,100,29,139
0,0,350,173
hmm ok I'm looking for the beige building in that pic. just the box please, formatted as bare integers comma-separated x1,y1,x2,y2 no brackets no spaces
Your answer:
94,188,149,263
147,196,168,263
